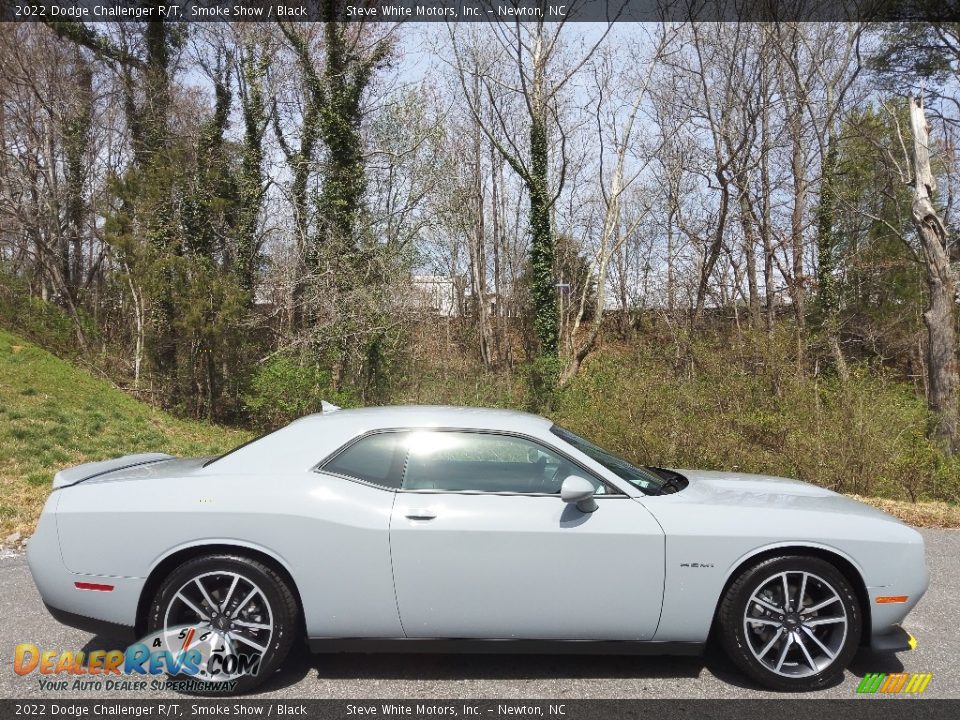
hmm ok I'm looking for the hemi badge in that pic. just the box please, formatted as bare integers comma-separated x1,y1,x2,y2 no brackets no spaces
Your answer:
875,595,909,604
74,582,114,592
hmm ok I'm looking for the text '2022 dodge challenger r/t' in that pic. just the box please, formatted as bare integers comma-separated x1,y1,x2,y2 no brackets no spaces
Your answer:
28,405,927,692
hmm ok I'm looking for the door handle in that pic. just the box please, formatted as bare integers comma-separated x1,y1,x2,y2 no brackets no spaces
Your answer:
405,508,437,521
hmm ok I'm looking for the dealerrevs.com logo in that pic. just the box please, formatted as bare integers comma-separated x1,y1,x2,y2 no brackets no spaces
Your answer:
856,673,933,695
13,624,260,693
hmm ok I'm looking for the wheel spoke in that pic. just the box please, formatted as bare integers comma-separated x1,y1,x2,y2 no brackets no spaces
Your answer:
797,573,808,612
746,617,782,627
231,632,267,654
756,627,785,658
801,626,837,660
232,619,271,631
805,616,845,627
781,573,792,611
222,575,240,609
233,587,260,615
775,633,793,672
750,596,784,615
794,631,818,671
802,595,839,615
194,578,219,613
222,632,238,657
176,592,210,621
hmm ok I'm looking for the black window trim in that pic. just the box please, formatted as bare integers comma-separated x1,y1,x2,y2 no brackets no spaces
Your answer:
314,427,626,497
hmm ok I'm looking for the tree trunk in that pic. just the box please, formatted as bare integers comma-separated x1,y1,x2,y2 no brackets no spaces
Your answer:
909,95,959,454
63,50,93,304
237,40,270,298
788,109,807,363
693,170,731,326
760,74,776,334
815,135,849,381
739,189,761,328
528,111,558,357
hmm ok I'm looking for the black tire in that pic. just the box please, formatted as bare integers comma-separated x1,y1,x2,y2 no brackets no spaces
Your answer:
146,553,299,694
718,555,862,692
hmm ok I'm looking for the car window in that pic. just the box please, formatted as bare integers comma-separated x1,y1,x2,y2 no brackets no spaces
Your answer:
400,431,607,495
550,425,668,495
322,432,404,488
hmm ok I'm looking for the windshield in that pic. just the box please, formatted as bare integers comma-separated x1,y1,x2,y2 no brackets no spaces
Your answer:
550,426,667,495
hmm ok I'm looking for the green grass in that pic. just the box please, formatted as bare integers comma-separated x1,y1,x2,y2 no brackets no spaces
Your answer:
0,329,251,538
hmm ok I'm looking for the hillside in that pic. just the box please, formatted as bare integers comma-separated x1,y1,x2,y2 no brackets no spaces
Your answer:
1,326,959,540
0,329,251,539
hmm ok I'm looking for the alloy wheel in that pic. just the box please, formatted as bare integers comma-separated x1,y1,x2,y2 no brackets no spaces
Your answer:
163,570,275,678
742,570,848,678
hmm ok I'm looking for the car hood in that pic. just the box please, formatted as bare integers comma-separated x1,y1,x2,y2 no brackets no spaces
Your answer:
668,468,900,522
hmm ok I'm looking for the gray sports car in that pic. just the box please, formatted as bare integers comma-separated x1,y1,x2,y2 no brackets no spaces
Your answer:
28,405,927,692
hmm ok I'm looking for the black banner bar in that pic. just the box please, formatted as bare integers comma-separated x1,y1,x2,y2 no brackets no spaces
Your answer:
4,0,960,23
2,700,960,720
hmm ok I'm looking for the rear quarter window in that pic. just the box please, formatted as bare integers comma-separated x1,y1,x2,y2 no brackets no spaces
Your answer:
321,433,404,489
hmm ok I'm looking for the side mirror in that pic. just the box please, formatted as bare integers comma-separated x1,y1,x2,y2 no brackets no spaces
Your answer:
560,475,598,513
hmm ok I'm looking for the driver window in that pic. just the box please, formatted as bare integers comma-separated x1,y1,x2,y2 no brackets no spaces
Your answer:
401,431,605,495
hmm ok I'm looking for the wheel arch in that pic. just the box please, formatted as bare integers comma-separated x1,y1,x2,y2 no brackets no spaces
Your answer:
710,543,871,645
135,542,304,638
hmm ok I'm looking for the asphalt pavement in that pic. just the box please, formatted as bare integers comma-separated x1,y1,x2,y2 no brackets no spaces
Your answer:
1,529,957,700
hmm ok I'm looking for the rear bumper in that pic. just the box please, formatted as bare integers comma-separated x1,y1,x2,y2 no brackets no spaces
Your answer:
870,625,916,653
43,602,136,644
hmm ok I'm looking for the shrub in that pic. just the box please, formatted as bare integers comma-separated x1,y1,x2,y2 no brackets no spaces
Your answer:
243,353,358,429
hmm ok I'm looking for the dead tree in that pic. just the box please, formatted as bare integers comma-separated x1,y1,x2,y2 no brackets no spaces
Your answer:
909,95,959,454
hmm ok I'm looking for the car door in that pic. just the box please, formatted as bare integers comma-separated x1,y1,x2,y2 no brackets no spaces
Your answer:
388,429,665,640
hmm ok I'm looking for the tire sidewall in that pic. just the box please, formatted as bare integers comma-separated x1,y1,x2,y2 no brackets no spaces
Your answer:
146,554,296,693
721,556,862,692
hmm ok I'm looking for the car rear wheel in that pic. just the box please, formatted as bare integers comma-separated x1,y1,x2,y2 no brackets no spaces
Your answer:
146,553,299,693
718,555,861,691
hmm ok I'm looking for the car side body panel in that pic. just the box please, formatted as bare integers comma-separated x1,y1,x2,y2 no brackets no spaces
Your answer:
643,470,928,642
389,493,665,640
52,469,403,638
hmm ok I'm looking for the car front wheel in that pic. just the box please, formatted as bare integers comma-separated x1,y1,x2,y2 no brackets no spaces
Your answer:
718,555,862,691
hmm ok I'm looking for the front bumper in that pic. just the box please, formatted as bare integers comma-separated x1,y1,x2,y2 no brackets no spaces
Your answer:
870,625,917,653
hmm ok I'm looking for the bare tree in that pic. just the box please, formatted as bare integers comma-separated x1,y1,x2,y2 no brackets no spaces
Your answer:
909,95,959,453
559,29,673,384
448,13,611,362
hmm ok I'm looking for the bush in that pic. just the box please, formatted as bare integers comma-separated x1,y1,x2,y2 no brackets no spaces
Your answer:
549,332,960,505
384,327,960,505
243,354,358,429
0,267,93,356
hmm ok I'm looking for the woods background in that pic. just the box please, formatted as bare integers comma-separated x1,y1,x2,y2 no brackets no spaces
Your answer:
3,11,960,525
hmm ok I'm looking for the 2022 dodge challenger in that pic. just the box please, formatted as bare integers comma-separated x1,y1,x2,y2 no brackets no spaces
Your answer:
28,405,927,692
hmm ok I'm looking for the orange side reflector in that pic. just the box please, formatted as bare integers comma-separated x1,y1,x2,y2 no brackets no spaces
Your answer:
875,596,909,604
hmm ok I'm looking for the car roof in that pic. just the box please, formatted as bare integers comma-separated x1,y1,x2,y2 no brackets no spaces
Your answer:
290,404,551,432
203,405,555,475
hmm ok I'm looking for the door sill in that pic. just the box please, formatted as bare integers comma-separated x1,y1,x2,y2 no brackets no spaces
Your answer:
307,638,704,656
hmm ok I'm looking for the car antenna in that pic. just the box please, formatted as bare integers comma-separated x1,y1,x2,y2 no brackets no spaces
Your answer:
321,400,341,414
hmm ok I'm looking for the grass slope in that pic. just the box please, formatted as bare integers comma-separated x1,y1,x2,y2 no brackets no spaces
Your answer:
0,329,251,538
0,327,956,537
